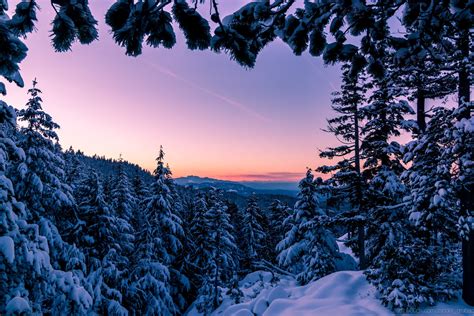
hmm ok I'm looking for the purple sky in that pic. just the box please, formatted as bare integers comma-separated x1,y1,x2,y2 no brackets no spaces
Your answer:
4,0,344,181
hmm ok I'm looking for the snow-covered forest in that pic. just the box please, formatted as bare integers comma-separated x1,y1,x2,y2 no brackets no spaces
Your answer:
0,0,473,315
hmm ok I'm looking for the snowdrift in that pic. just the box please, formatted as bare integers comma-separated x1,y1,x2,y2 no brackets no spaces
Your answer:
186,237,473,316
187,269,473,316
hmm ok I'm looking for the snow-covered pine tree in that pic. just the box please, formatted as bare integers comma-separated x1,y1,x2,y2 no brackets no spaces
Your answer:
64,147,86,191
449,100,474,306
317,63,369,268
102,174,114,206
1,99,92,314
360,14,424,309
387,4,473,304
187,193,211,290
129,174,149,235
12,80,92,311
0,99,36,314
160,149,190,311
267,199,292,262
111,162,135,253
444,5,473,304
398,107,461,305
241,195,266,272
259,206,274,265
359,30,414,264
277,169,338,285
15,80,75,226
225,199,244,271
127,147,184,314
196,188,238,313
74,170,127,314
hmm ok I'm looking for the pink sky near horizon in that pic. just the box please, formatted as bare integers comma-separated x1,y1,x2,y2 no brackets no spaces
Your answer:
4,0,344,182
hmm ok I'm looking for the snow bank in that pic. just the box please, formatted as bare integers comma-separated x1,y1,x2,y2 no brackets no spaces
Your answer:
187,269,474,316
186,236,472,316
264,271,389,316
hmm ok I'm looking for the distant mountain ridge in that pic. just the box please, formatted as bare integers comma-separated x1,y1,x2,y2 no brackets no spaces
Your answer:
72,150,299,198
175,175,298,197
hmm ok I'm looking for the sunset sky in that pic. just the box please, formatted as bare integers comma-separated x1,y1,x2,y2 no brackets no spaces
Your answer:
4,0,343,181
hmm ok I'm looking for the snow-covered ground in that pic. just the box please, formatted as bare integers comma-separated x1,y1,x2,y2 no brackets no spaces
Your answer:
187,270,473,316
186,237,474,316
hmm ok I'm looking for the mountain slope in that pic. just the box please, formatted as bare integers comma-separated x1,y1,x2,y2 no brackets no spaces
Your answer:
176,175,298,197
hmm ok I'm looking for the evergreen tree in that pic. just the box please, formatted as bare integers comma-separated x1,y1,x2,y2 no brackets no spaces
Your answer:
403,107,459,246
241,195,266,272
225,199,244,271
267,199,292,262
258,205,274,264
74,171,127,314
111,162,135,254
187,193,211,289
360,45,414,264
130,174,149,234
1,99,92,314
196,188,237,314
277,169,338,284
380,106,462,309
63,148,88,196
127,147,184,314
15,80,75,226
317,64,369,268
12,80,91,311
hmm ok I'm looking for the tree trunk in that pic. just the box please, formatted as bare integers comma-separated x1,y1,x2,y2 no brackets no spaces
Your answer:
458,28,474,307
354,105,367,269
416,88,426,133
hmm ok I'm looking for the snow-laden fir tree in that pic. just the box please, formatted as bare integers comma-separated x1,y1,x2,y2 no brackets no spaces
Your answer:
317,64,368,268
127,147,184,314
160,160,191,311
129,174,149,234
267,199,292,262
277,169,338,285
74,170,127,314
360,24,421,309
14,80,75,226
186,192,212,303
241,195,266,272
64,147,86,191
11,81,92,312
110,162,135,255
14,80,84,248
196,188,238,314
394,107,461,307
0,99,93,314
225,199,245,272
159,148,190,311
403,107,459,246
359,37,414,264
14,81,84,263
441,101,474,305
102,174,114,205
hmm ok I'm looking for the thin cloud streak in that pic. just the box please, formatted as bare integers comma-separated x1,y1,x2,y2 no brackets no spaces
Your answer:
145,61,271,122
304,56,338,91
